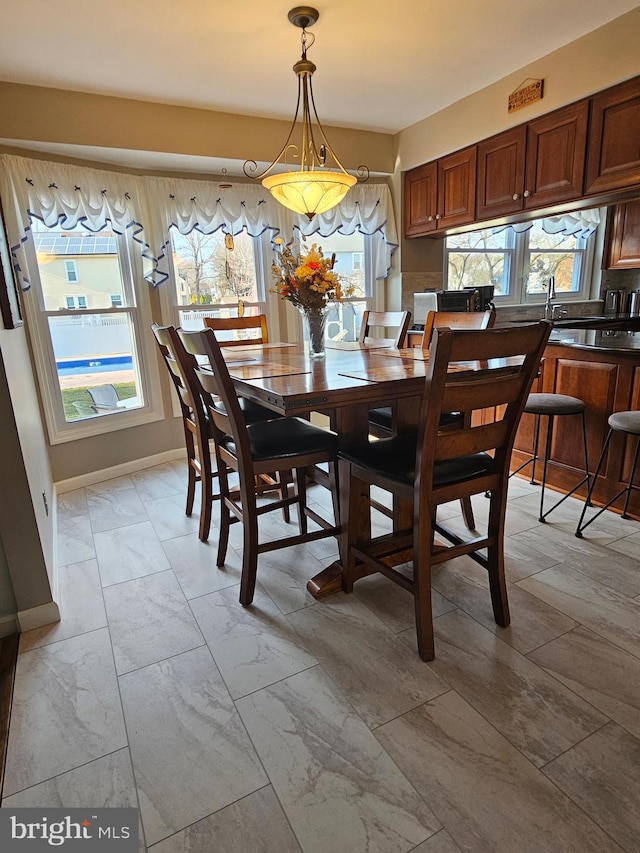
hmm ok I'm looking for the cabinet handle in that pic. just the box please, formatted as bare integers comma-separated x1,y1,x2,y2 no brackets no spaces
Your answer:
512,193,520,200
427,216,433,222
435,213,441,220
523,190,531,198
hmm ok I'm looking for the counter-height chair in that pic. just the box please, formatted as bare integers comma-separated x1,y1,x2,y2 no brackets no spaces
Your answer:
152,324,285,542
359,310,411,348
204,314,269,346
339,321,550,660
576,409,640,537
177,326,340,606
369,308,496,530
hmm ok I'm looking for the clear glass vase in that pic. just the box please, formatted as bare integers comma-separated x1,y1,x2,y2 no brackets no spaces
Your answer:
300,307,329,359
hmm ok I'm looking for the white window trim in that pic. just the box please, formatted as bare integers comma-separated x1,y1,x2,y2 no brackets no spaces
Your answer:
22,231,165,445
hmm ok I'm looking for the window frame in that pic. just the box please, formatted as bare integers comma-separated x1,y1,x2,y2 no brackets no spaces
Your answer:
21,225,164,445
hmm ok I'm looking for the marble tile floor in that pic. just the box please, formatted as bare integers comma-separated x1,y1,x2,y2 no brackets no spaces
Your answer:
3,459,640,852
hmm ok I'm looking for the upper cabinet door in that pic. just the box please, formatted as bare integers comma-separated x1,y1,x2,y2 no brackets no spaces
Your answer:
404,162,437,236
476,126,527,219
585,76,640,195
437,146,477,229
604,200,640,269
524,101,588,209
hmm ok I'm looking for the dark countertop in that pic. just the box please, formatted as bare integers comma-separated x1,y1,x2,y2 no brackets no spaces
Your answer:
548,329,640,352
550,313,640,332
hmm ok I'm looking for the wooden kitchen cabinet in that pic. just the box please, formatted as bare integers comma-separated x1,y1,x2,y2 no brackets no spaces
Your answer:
604,199,640,269
523,100,588,209
476,126,527,219
475,103,588,220
585,75,640,196
404,146,476,236
404,162,437,236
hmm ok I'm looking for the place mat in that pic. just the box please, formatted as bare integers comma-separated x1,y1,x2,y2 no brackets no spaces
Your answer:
338,364,426,382
221,342,297,353
325,340,392,351
229,362,310,380
371,348,430,361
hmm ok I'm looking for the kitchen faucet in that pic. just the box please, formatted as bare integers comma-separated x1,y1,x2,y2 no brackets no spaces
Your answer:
544,276,556,319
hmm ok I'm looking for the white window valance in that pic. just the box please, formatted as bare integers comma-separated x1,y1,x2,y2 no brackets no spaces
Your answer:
493,208,601,241
295,183,399,280
0,153,398,288
0,154,152,289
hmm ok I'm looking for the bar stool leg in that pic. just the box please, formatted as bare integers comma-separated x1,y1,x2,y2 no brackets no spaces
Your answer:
538,415,553,522
622,437,640,519
530,414,541,485
539,411,590,523
575,429,612,538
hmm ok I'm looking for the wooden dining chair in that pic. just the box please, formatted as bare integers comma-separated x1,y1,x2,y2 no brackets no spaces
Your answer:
369,308,497,529
176,325,340,606
339,321,551,660
203,314,269,346
359,310,412,348
152,323,287,542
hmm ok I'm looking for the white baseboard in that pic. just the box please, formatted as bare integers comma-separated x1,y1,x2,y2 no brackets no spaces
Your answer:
17,601,61,633
0,614,19,638
55,448,186,494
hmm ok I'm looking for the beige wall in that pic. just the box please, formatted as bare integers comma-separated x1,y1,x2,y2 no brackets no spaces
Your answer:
0,82,396,176
396,6,640,171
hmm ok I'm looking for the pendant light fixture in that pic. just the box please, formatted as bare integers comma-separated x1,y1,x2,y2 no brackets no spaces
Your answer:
243,6,368,221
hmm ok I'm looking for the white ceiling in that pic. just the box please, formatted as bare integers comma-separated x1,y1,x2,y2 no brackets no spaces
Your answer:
1,0,638,136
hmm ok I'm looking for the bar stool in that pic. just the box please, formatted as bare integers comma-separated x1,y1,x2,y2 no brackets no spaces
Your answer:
512,393,590,523
575,410,640,537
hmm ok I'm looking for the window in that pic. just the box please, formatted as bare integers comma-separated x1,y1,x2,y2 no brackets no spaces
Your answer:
64,259,78,282
65,295,88,309
163,228,265,342
24,221,163,442
305,233,373,343
444,211,602,304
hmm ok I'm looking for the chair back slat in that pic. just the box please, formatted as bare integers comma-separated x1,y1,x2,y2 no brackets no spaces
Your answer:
203,314,269,346
420,308,496,348
359,310,412,347
435,421,509,461
443,372,524,413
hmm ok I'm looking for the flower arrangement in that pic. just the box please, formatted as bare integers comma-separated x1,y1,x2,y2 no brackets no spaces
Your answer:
271,239,353,315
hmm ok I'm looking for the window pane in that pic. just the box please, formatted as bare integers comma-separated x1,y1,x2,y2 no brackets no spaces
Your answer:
48,313,142,422
446,229,511,251
34,224,126,310
526,251,581,295
527,222,578,251
447,252,508,294
170,228,258,307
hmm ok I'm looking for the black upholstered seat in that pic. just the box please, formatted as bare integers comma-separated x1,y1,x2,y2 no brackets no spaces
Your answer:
222,418,338,463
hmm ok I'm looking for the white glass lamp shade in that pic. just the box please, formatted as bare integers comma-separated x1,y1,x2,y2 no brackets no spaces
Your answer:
262,170,357,219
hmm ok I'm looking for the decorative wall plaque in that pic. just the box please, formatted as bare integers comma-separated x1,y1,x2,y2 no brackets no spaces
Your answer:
508,79,544,113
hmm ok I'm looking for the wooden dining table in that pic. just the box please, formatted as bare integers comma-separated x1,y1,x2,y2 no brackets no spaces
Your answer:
220,339,430,597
